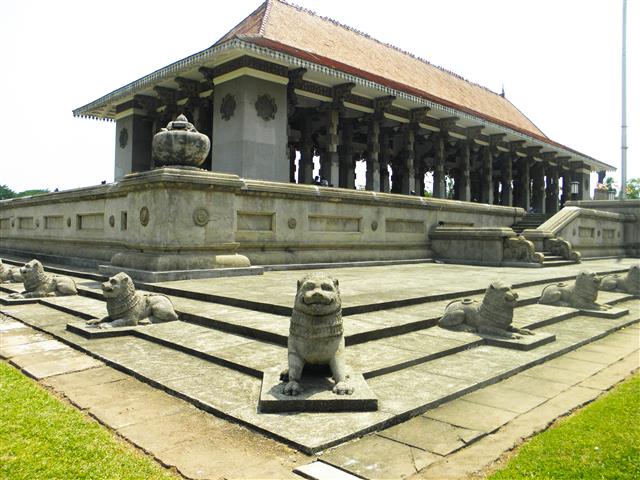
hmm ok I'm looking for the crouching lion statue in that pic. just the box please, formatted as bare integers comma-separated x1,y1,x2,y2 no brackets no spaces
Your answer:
0,259,22,283
539,270,611,310
281,273,353,396
8,260,77,298
86,272,178,329
438,281,534,339
600,265,640,296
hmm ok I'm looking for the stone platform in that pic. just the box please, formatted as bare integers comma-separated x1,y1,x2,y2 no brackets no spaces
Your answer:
0,256,638,454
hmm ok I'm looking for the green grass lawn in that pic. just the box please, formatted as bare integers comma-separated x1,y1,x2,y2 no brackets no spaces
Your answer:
490,374,640,480
0,362,178,480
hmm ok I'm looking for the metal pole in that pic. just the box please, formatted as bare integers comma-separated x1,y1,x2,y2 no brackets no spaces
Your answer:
621,0,627,199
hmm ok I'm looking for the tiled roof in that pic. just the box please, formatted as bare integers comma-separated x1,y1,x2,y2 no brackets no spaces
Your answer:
215,0,548,139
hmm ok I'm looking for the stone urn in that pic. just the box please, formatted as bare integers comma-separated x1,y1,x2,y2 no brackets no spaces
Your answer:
152,114,210,168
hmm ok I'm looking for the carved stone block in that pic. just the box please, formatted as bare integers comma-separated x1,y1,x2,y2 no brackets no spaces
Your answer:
281,274,354,396
438,281,534,339
86,272,178,329
503,236,543,263
600,265,640,296
0,259,22,284
539,271,611,310
8,260,77,299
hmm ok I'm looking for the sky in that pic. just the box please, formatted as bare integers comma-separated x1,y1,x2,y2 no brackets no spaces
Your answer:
0,0,637,194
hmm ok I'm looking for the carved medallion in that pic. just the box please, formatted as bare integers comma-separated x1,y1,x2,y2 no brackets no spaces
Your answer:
288,218,297,229
255,94,277,121
119,128,128,149
371,220,378,231
193,208,209,226
109,215,115,228
220,94,236,121
140,207,150,226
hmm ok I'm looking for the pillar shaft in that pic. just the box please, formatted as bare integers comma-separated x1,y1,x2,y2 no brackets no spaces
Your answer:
481,146,493,204
365,120,381,192
433,133,445,198
501,153,513,206
532,162,546,213
401,127,415,194
338,121,354,189
320,109,340,186
458,141,471,201
300,116,314,184
519,159,531,211
380,129,391,193
546,165,559,214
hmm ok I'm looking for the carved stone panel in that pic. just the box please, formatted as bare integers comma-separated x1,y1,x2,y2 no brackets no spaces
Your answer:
255,94,277,121
220,94,236,121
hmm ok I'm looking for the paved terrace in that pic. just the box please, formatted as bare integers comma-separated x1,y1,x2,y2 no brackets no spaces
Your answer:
0,257,638,478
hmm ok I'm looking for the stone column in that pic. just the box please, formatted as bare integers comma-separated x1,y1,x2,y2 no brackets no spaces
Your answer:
531,162,546,213
365,119,381,192
433,133,446,198
501,152,513,206
560,170,570,207
113,102,155,180
338,121,354,189
519,158,531,211
289,145,296,183
481,146,493,204
300,115,314,184
401,126,416,194
415,162,425,196
458,140,471,201
570,162,591,201
546,165,560,214
320,108,340,187
379,128,391,193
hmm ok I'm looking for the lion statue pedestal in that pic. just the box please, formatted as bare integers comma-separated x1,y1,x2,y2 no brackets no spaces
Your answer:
600,265,640,296
258,273,378,413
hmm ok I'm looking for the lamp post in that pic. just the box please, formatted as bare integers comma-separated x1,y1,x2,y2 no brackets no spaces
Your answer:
570,181,580,201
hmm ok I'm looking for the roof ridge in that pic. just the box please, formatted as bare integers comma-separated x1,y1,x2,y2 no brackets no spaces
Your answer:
258,0,273,36
272,0,507,101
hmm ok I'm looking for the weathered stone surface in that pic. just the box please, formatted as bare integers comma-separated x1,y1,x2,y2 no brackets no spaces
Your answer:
460,383,548,414
378,416,483,456
86,272,178,329
294,461,362,480
1,338,67,358
20,353,103,380
424,399,519,433
259,369,377,412
321,434,441,479
8,260,77,299
43,365,129,392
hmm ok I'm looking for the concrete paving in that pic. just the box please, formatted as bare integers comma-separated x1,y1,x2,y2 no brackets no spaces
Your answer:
0,258,638,479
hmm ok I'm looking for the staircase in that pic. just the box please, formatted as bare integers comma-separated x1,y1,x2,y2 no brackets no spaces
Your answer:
511,213,549,234
538,251,577,267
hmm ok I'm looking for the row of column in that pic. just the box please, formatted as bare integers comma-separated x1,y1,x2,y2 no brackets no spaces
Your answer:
291,118,585,213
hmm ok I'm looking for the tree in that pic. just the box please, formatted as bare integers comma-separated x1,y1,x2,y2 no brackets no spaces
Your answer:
15,189,49,198
626,178,640,199
0,184,16,200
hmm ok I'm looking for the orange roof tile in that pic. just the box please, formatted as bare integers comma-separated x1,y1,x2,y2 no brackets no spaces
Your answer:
215,0,547,139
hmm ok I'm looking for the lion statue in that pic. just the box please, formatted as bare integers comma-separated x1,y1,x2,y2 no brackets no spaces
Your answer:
503,237,544,264
280,273,353,396
539,270,611,310
0,259,22,283
600,265,640,296
8,260,77,299
438,281,534,339
86,272,178,329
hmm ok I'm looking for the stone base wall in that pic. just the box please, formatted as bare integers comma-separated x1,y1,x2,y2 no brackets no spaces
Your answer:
0,168,525,269
533,205,638,258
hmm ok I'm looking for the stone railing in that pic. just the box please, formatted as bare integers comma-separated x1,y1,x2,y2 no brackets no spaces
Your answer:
522,206,637,258
430,226,543,267
0,168,525,274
